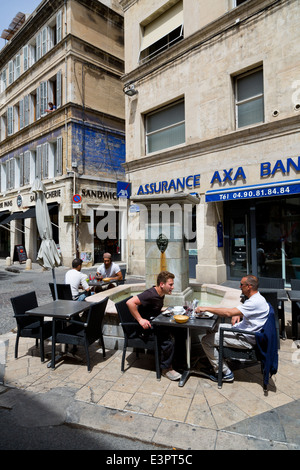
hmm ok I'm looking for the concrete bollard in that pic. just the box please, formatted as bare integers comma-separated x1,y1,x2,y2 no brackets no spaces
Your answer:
25,258,32,270
5,257,11,266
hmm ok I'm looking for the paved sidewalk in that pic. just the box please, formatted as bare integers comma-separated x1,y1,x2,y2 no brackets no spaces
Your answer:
0,261,300,450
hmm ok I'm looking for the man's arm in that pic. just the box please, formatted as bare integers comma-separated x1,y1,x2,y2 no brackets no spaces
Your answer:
126,296,151,329
195,306,242,318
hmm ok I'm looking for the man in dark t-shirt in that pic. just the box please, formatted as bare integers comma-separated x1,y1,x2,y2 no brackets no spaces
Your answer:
126,271,182,381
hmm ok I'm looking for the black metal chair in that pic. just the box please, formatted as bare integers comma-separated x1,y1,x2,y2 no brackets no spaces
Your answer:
115,296,161,380
259,277,284,289
117,268,126,285
53,297,108,371
49,283,73,300
11,291,52,362
217,299,279,391
290,279,300,290
259,277,286,339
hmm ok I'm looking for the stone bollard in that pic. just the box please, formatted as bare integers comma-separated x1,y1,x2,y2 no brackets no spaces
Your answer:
25,258,32,270
5,257,11,266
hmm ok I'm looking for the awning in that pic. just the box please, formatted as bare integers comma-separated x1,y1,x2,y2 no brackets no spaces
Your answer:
0,203,57,225
140,1,183,53
205,179,300,203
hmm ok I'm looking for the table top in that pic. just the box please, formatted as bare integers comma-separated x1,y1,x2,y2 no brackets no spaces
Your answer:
88,279,111,287
287,290,300,301
152,313,218,330
259,288,289,300
26,299,91,320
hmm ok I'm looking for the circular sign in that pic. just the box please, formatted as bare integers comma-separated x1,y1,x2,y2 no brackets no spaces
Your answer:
73,194,82,203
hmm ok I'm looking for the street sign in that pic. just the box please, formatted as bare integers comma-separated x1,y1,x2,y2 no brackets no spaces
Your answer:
80,215,91,223
73,203,81,209
64,215,74,223
73,194,82,203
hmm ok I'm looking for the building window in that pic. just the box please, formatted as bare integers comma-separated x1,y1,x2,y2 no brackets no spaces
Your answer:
235,68,264,128
146,99,185,154
234,0,248,6
140,1,183,63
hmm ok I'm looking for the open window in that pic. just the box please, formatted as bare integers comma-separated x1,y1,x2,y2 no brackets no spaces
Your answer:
140,1,183,63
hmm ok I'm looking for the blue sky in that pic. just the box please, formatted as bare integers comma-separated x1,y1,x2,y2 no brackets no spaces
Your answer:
0,0,42,49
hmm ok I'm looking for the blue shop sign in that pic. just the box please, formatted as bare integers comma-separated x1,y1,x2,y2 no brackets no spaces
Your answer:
117,181,131,198
137,174,200,195
206,179,300,202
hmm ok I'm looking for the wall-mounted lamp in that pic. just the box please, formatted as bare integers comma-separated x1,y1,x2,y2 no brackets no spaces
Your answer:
123,83,138,96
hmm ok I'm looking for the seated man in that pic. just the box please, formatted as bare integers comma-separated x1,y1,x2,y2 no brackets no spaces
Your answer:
126,271,182,381
65,258,92,301
195,274,269,383
94,253,122,292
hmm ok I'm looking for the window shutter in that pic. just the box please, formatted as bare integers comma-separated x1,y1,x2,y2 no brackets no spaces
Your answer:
36,33,41,61
8,60,13,84
42,143,49,179
56,136,63,175
56,70,62,108
36,146,42,179
23,46,28,72
42,27,47,56
36,86,40,119
7,106,13,135
19,153,24,186
19,99,24,130
24,151,30,184
24,95,29,127
56,10,62,43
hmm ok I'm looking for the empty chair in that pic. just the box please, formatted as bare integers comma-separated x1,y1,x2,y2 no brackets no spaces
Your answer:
53,297,108,371
49,283,73,300
217,302,279,391
259,277,284,289
115,296,160,380
259,277,286,339
117,268,126,285
11,291,52,362
290,279,300,290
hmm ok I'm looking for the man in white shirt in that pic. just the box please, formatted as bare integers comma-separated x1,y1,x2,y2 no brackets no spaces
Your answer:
65,258,92,301
94,253,122,292
195,274,269,383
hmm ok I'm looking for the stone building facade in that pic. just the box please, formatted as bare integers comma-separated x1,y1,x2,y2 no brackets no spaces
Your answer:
121,0,300,285
0,0,125,267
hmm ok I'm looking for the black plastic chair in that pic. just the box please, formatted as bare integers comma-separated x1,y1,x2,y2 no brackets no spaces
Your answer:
259,277,286,339
290,279,300,290
11,291,52,362
53,297,108,371
115,296,161,380
217,300,279,391
49,283,73,300
259,277,284,289
117,268,126,285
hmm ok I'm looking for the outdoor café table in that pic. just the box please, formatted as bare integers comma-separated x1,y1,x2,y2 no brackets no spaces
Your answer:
259,288,289,339
26,299,92,369
287,290,300,340
152,312,218,387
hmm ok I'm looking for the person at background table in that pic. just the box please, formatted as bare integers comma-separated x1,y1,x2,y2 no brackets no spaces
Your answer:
195,274,269,384
126,271,183,382
65,258,92,301
94,253,122,292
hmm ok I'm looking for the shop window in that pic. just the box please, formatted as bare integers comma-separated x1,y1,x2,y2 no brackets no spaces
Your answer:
235,68,264,128
140,1,183,63
145,99,185,154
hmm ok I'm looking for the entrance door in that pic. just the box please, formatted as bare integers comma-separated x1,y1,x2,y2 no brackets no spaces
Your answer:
227,211,251,279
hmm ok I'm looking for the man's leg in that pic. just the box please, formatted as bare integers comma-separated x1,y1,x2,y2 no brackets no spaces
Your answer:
201,324,253,378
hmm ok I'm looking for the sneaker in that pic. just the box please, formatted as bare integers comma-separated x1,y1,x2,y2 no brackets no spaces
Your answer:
209,371,234,383
162,368,182,381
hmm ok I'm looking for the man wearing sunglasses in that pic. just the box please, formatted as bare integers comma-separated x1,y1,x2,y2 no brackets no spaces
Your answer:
195,274,269,383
